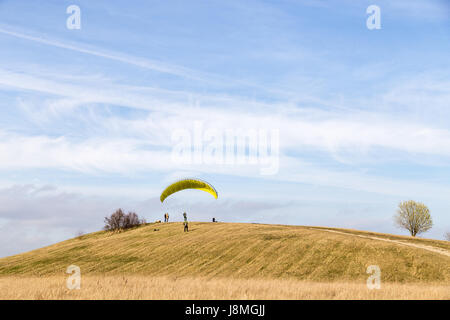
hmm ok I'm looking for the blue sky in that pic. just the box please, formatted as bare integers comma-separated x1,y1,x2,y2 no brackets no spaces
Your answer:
0,0,449,257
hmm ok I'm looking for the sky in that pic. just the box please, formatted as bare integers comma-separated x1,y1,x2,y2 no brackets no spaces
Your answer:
0,0,449,257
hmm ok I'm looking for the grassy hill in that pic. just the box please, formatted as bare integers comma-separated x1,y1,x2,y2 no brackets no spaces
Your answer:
0,222,449,283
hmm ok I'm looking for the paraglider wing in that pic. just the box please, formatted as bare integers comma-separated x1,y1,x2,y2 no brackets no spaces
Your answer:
160,178,218,203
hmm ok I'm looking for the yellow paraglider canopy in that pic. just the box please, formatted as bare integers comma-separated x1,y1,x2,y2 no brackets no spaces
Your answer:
160,178,218,203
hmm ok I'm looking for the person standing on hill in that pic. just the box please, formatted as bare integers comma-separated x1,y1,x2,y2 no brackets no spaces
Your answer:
164,213,168,223
183,212,188,232
166,212,169,223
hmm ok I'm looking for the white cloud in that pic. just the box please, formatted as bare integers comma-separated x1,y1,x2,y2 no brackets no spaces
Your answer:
3,68,450,160
1,65,450,200
0,25,202,80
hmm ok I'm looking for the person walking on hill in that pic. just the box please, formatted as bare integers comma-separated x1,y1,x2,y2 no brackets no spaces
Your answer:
183,212,188,232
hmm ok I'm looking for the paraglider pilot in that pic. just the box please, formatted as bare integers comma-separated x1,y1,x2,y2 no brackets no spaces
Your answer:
183,212,188,232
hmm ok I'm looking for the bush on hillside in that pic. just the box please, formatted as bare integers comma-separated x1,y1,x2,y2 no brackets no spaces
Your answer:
104,209,146,231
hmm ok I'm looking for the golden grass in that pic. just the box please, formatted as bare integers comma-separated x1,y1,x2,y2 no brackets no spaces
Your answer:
311,226,450,251
0,276,448,300
1,223,449,283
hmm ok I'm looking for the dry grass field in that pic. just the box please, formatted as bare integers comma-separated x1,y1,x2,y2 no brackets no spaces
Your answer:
1,276,449,300
0,222,448,299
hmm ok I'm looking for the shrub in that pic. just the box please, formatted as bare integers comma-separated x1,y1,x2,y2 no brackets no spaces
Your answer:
104,209,145,231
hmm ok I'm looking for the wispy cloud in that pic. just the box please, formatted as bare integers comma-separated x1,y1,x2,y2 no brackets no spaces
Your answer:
2,64,450,175
0,25,203,80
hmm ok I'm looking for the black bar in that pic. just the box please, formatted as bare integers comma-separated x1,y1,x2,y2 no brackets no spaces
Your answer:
1,300,448,319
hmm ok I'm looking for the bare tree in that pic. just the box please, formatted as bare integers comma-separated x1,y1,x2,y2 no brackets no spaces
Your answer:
104,209,145,231
104,208,126,231
394,200,433,237
125,212,137,228
445,232,450,241
123,211,146,229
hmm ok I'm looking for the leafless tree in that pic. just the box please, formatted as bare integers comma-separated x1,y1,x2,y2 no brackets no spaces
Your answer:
394,200,433,237
104,208,126,231
123,212,139,228
104,209,145,231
